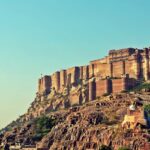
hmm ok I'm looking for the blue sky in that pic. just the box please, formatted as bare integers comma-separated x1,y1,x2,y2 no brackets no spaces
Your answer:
0,0,150,128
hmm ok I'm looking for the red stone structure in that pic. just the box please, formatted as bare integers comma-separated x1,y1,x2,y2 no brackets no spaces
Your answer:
89,80,96,101
96,79,111,97
38,48,150,99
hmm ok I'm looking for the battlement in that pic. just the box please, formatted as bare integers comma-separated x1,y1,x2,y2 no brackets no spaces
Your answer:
109,48,136,62
109,48,135,56
38,47,150,96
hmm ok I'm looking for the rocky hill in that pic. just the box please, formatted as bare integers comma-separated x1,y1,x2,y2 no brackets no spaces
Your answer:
18,47,150,122
1,47,150,150
1,92,150,150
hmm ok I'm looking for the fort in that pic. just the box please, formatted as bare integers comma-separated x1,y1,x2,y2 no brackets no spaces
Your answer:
1,47,150,150
38,47,150,100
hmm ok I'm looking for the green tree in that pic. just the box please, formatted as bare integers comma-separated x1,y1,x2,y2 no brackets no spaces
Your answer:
32,116,56,141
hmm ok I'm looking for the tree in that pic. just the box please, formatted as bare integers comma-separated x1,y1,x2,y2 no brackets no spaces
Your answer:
32,116,56,141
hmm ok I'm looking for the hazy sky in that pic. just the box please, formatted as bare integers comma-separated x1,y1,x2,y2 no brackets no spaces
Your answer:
0,0,150,128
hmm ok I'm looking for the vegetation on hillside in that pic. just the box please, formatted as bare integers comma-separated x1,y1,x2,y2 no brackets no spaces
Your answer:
99,145,112,150
144,104,150,116
118,147,130,150
131,82,150,92
32,116,56,141
144,104,150,126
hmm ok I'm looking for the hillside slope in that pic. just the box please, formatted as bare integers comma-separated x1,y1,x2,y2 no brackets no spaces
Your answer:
1,92,150,150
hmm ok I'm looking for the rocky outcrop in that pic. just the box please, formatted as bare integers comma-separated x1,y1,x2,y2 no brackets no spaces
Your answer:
35,93,150,150
1,93,150,150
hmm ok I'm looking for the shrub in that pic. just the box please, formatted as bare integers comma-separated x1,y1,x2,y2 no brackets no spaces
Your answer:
33,116,56,141
118,147,130,150
144,104,150,126
99,145,112,150
102,93,110,97
130,82,150,92
144,104,150,115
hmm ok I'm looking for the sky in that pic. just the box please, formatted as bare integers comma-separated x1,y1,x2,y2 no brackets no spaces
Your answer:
0,0,150,128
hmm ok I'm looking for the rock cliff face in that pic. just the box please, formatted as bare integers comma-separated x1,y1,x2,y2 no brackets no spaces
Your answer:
37,96,148,150
1,47,150,150
1,93,150,150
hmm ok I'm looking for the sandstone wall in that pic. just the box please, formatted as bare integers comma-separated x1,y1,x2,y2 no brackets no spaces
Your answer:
89,81,96,101
93,63,110,78
51,72,60,91
38,76,51,94
141,49,150,80
112,61,125,77
89,64,94,78
109,48,135,62
126,55,140,79
38,48,150,95
80,66,89,80
112,78,127,93
95,79,111,97
90,56,109,64
67,67,80,84
60,70,67,91
111,77,137,93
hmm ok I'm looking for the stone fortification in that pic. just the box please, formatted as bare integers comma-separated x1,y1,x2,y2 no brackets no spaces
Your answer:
38,48,150,97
